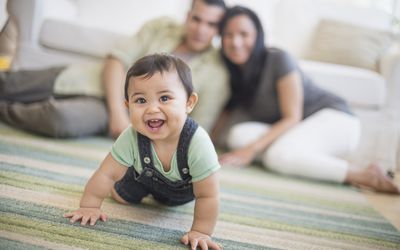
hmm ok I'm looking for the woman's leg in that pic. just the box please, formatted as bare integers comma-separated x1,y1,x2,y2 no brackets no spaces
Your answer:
345,164,399,193
263,109,361,183
226,122,271,149
225,109,399,193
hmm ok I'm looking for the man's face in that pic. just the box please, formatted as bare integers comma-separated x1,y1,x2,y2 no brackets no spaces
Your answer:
184,0,225,52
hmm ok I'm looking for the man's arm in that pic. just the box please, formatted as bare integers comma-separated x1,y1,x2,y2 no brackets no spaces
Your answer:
102,56,130,138
190,64,229,133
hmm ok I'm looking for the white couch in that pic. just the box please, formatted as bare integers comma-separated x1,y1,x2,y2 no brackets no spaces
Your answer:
5,0,400,110
4,0,400,168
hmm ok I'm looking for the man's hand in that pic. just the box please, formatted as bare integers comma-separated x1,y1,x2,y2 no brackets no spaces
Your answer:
180,230,221,250
108,112,130,139
63,207,108,226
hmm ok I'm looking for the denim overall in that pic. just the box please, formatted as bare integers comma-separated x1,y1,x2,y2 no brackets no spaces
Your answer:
114,117,198,206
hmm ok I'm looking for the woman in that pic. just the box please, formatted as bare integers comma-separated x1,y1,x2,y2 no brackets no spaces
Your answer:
216,5,399,194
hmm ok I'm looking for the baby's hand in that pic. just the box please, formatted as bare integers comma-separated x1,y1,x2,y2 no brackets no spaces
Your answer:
180,230,221,250
63,207,108,226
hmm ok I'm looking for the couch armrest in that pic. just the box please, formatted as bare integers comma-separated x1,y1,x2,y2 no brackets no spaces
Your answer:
380,43,400,108
7,0,44,46
7,0,77,46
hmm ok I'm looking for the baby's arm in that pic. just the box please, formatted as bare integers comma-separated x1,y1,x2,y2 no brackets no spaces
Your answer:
63,153,128,226
181,172,220,250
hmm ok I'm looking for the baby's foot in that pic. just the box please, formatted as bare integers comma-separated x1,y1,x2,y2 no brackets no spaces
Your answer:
360,164,400,194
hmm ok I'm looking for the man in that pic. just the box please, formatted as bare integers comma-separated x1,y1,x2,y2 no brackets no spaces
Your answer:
0,0,229,138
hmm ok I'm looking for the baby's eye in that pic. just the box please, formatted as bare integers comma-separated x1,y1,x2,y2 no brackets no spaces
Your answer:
160,96,170,102
135,97,146,104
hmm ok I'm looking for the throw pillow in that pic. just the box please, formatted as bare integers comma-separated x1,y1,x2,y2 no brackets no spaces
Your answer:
305,19,393,71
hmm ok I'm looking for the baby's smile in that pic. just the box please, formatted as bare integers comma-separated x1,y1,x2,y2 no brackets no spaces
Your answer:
146,119,165,132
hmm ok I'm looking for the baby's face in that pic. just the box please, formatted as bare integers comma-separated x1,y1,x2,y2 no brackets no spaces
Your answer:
125,70,197,142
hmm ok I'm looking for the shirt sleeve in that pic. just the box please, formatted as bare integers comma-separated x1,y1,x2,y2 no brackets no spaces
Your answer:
273,48,298,79
111,127,136,167
187,127,221,182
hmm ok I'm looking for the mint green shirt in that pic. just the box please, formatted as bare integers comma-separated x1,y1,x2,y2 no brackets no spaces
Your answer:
53,17,229,132
111,125,220,182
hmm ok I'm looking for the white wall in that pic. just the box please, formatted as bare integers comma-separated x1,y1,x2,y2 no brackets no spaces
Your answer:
39,0,278,37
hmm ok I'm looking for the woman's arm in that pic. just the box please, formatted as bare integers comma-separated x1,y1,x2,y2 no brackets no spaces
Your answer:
219,71,303,167
180,172,220,250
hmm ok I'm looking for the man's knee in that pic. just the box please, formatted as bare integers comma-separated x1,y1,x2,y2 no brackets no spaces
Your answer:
43,98,108,138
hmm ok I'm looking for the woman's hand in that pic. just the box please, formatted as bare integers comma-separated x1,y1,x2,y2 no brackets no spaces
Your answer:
219,146,257,167
181,230,221,250
63,207,108,226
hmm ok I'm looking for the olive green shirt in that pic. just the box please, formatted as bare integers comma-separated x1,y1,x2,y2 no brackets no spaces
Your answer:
111,125,220,182
53,17,229,132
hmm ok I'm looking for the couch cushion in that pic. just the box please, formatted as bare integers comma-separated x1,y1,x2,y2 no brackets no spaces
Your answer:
272,0,393,58
300,60,386,108
305,19,393,71
39,19,128,58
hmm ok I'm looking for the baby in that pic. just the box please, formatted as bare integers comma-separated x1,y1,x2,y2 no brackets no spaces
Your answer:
64,53,221,250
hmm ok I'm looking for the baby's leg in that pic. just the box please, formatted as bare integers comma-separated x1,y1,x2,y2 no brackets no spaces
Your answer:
113,167,149,204
111,188,130,204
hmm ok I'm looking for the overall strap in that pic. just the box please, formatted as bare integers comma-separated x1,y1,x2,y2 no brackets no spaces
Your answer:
176,117,198,181
137,132,154,170
136,117,198,180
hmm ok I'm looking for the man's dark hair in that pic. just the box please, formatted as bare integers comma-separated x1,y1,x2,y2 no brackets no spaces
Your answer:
124,53,193,101
191,0,226,10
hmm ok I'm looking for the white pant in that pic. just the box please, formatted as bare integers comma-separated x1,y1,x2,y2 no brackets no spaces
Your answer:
226,109,361,183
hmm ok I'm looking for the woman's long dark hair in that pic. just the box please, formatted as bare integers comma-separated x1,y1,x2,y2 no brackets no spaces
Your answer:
219,6,267,109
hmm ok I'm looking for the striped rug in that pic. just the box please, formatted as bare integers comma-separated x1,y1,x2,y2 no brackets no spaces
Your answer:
0,123,399,250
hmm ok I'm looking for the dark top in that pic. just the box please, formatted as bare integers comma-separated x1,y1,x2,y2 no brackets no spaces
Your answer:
231,48,353,124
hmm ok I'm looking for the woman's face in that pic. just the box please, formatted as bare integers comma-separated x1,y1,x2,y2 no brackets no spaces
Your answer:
222,14,257,66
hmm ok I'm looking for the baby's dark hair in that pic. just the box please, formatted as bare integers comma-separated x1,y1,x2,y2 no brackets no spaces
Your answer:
124,53,193,101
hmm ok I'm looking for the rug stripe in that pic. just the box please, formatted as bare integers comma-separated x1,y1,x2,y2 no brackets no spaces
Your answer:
0,158,382,223
1,122,399,249
0,135,109,162
1,168,398,242
1,184,399,249
0,230,84,250
0,143,100,169
0,199,273,250
0,154,95,178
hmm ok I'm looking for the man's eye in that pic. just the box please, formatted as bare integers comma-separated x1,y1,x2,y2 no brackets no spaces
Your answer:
160,96,170,102
135,98,146,104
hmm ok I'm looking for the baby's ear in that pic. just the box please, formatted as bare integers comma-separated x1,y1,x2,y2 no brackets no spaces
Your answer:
186,92,198,114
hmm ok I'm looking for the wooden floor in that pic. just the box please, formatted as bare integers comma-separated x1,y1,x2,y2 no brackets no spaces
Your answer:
363,169,400,230
354,78,400,231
